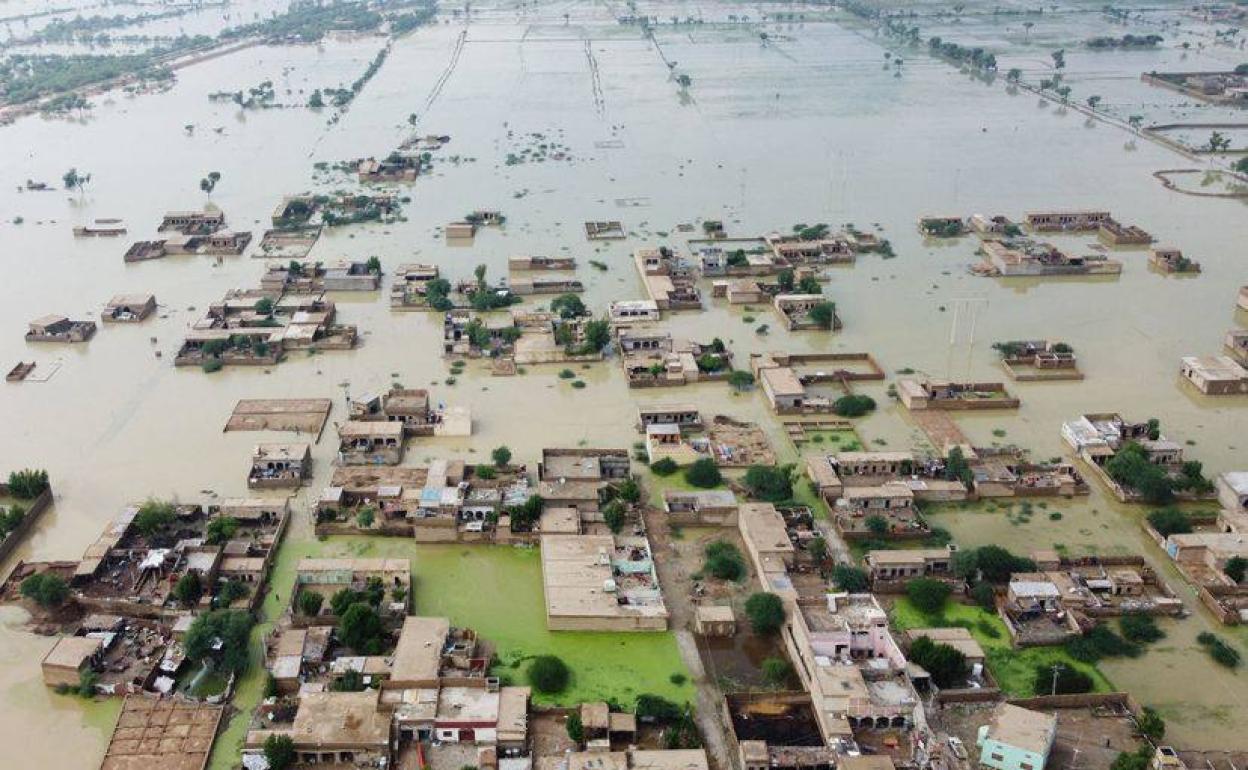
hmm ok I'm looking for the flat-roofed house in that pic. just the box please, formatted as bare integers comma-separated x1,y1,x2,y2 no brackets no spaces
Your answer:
737,503,795,576
864,548,954,582
41,636,103,688
389,616,451,687
337,421,404,465
248,443,312,489
977,704,1057,770
26,315,96,343
1180,355,1248,395
102,294,156,322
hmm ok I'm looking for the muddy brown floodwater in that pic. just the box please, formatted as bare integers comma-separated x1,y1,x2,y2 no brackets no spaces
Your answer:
1,0,1247,765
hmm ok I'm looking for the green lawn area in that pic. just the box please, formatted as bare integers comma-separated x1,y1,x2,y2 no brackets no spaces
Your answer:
798,428,863,452
644,467,713,508
208,535,693,770
889,597,1112,696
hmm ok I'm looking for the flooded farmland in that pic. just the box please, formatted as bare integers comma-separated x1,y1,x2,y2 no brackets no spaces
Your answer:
1,0,1247,766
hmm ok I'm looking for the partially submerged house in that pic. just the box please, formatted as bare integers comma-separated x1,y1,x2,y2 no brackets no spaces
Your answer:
390,263,441,310
323,261,381,291
348,387,472,438
1150,247,1201,274
1097,218,1153,246
508,255,575,271
358,153,420,182
1179,355,1248,395
773,294,840,331
609,299,661,325
248,443,312,489
159,207,226,234
751,352,884,414
978,238,1122,277
102,294,156,323
26,315,96,343
619,329,734,388
896,378,1019,410
633,247,701,311
1024,209,1112,232
995,340,1082,381
337,421,405,466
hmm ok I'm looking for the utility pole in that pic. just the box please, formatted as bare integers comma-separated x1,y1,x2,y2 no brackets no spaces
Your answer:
1050,663,1063,696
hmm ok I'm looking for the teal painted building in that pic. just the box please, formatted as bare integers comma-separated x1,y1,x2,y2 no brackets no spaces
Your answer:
977,704,1057,770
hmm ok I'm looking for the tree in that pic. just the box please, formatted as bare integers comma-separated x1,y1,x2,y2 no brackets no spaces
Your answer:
761,657,792,686
776,268,795,292
1006,67,1022,82
338,603,385,653
636,694,683,722
832,564,869,592
703,541,746,581
492,445,512,468
1120,614,1164,644
1051,49,1066,69
298,590,324,617
616,478,641,504
1086,94,1102,110
20,573,68,608
975,545,1035,583
908,636,969,687
550,293,587,319
1225,556,1247,584
1206,131,1232,152
254,297,275,316
1235,156,1248,175
650,457,679,476
906,578,952,614
528,655,570,693
62,167,91,193
566,710,584,744
865,514,889,535
832,394,875,417
133,499,176,538
366,256,382,274
809,301,836,330
356,507,376,528
579,319,612,354
307,89,324,108
184,610,254,674
174,573,203,606
7,469,49,499
797,275,822,294
1034,663,1093,694
684,458,722,488
205,516,239,544
1138,707,1166,740
808,536,828,565
264,734,296,770
1107,444,1174,503
971,582,996,610
603,500,626,534
744,592,785,634
199,171,221,196
944,447,973,487
742,464,794,502
728,370,755,391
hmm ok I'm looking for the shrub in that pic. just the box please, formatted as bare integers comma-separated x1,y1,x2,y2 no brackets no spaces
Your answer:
703,541,746,581
728,370,755,390
1139,707,1165,740
1223,556,1246,584
761,657,792,686
1066,625,1140,662
906,578,952,614
475,465,497,480
650,457,679,476
684,458,722,488
217,579,249,606
528,655,571,693
832,564,869,592
202,359,224,373
20,572,68,608
744,592,786,634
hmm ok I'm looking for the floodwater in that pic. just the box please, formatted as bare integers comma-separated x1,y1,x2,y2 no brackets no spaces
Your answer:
1,0,1247,765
